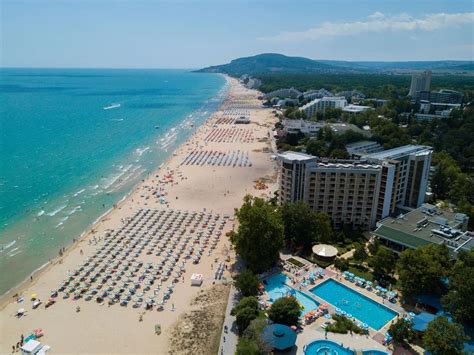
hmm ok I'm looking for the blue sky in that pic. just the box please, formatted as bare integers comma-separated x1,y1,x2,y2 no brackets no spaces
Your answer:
1,0,473,68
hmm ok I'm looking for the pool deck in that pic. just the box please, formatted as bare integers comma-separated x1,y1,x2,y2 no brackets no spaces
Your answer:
264,266,403,353
295,325,389,354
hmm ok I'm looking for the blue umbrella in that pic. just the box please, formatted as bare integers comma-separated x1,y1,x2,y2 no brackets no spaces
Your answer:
262,324,297,350
335,308,342,313
362,323,368,329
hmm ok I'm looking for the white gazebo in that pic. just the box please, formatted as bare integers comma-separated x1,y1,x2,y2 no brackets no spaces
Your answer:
312,244,338,261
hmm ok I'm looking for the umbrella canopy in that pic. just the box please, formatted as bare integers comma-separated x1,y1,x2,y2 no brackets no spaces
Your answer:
262,324,297,350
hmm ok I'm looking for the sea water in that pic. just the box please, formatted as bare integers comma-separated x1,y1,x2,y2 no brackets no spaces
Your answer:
0,68,227,295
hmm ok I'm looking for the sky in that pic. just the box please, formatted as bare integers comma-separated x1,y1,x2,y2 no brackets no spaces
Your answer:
1,0,473,68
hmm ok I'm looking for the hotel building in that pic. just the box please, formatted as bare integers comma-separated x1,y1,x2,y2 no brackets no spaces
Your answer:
408,70,432,97
277,145,432,229
301,96,347,118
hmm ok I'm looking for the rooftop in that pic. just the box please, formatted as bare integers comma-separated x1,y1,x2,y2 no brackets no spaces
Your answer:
345,140,380,149
277,151,316,162
363,144,432,161
373,204,472,255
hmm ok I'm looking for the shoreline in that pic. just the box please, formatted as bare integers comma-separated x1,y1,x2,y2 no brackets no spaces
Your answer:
1,76,278,354
0,75,231,307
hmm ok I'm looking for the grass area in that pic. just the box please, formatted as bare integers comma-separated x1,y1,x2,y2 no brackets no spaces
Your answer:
301,254,334,268
347,264,374,282
287,257,305,268
333,241,357,255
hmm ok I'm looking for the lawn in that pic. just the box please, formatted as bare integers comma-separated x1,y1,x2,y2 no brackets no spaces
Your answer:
287,257,305,268
347,263,374,281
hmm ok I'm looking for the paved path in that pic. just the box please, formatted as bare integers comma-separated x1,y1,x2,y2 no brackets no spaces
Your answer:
218,285,239,355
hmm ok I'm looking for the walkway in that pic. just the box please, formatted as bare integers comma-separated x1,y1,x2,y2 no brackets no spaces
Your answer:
218,285,239,355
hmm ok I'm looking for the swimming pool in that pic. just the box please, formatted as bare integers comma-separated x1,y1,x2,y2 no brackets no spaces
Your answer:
264,273,319,314
304,340,389,355
304,340,354,355
310,279,397,330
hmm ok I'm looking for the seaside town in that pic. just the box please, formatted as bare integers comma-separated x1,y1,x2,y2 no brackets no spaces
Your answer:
1,2,474,354
2,64,474,355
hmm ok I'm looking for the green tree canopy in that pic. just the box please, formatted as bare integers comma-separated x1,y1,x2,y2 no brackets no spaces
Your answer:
442,249,474,326
280,201,320,249
396,244,450,300
370,248,396,282
231,296,260,334
423,317,469,355
234,269,261,297
230,195,284,273
353,243,368,262
268,296,301,326
314,212,333,244
334,258,349,272
388,319,414,345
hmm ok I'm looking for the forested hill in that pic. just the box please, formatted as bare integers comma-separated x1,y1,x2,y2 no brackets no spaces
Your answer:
196,53,473,76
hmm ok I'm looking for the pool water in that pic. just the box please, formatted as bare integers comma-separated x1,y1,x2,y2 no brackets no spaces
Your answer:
264,273,319,314
310,279,397,330
304,340,354,355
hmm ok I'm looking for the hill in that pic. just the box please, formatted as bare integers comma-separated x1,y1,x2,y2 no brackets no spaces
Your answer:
196,53,474,76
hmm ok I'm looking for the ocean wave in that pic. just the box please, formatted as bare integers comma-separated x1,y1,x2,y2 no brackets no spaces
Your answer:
0,240,16,252
46,204,68,216
67,205,82,216
101,164,133,189
37,210,45,217
135,146,151,157
73,188,86,197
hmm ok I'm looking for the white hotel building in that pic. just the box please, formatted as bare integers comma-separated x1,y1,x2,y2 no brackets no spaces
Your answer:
301,96,347,118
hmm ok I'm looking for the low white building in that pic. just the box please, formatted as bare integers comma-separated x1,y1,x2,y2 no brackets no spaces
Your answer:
342,104,372,114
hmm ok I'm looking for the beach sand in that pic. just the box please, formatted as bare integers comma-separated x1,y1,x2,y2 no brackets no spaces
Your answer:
0,77,278,354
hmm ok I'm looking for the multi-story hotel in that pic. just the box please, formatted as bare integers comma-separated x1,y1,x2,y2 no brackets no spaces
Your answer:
301,96,347,118
277,145,432,229
408,70,432,97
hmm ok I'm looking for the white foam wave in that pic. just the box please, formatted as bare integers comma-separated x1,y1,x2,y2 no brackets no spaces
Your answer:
37,210,45,217
0,240,16,252
135,146,151,157
73,188,86,197
46,204,67,217
101,164,133,189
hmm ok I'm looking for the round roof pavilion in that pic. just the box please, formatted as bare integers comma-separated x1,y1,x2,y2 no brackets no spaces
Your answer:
312,244,338,259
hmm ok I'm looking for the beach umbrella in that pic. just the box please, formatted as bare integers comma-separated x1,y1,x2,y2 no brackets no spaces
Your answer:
261,324,297,351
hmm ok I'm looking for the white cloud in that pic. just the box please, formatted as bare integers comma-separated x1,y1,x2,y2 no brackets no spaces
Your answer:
260,12,474,42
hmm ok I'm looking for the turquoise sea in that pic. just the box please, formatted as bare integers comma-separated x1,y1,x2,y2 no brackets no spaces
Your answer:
0,68,227,295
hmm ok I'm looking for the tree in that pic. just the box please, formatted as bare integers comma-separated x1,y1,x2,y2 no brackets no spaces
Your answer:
353,243,368,262
234,269,260,297
235,307,259,334
334,258,349,272
442,249,474,326
388,319,414,345
396,244,450,300
367,239,380,256
231,297,260,334
370,248,396,282
280,201,319,249
230,195,284,273
237,318,271,355
423,317,469,355
314,212,333,244
268,297,301,326
231,296,259,316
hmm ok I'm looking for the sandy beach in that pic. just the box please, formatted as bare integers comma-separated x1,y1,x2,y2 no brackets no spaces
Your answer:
0,77,278,354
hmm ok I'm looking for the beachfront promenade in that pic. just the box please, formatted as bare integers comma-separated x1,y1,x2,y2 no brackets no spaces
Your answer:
0,77,279,354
